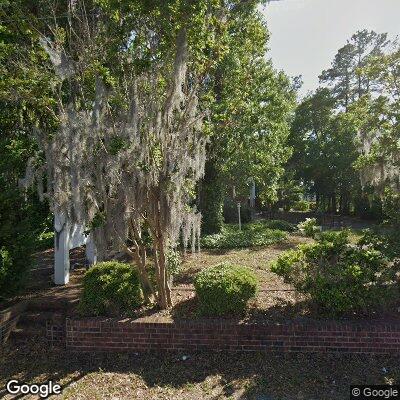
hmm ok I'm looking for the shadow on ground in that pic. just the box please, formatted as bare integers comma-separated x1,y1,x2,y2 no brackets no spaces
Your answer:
1,338,399,400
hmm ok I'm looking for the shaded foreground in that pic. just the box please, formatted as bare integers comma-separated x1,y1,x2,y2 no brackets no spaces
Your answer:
1,338,399,399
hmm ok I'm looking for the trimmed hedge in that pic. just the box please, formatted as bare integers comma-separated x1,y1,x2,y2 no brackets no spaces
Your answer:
194,263,258,316
78,261,143,316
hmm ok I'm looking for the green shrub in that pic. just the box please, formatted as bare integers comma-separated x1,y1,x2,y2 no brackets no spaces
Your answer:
194,263,258,316
166,248,182,276
353,192,383,221
382,189,400,227
0,187,50,302
0,247,16,298
78,261,143,316
35,231,54,251
292,200,310,212
271,230,399,315
201,223,287,249
298,218,320,238
358,228,400,260
148,248,182,287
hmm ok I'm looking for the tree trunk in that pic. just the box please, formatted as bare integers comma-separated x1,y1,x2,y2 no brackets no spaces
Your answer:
132,241,155,304
154,238,172,309
147,194,172,309
198,160,224,234
339,189,350,215
331,194,337,214
198,62,225,235
125,220,155,304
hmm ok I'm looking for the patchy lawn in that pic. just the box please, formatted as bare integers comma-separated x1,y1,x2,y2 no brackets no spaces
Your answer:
1,338,399,400
165,234,313,322
8,231,398,323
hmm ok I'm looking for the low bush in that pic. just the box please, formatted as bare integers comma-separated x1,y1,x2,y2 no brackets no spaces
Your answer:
201,223,287,249
292,200,310,212
166,248,182,276
0,187,50,301
359,228,400,260
194,263,258,316
271,230,399,315
298,217,320,238
79,261,143,316
0,244,32,302
34,231,54,252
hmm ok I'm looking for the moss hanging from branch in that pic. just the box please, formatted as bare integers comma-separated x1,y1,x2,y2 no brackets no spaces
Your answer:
19,1,222,309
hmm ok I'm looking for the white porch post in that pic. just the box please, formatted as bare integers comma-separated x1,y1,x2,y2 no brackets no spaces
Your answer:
53,212,97,285
54,212,70,285
85,233,97,266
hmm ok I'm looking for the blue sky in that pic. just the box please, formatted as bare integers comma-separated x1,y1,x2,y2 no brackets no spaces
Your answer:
261,0,400,97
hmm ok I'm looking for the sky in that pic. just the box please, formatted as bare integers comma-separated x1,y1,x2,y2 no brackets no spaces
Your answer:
262,0,400,97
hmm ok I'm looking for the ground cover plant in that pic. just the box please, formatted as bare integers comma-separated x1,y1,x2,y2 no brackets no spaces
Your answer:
194,263,258,316
201,222,287,249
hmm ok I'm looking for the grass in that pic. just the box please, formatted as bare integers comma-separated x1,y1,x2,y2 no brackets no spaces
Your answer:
201,222,288,249
1,338,399,399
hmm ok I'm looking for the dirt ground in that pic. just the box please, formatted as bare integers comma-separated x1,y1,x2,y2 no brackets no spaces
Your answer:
1,338,399,400
6,232,399,323
2,232,400,399
154,235,313,323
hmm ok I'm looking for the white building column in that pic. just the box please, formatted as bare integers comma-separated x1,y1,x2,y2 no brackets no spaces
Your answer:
85,233,97,266
54,212,70,285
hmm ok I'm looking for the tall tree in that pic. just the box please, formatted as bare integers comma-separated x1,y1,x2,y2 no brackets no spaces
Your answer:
354,42,400,194
199,3,295,233
320,30,389,110
12,0,228,308
289,88,359,213
289,30,392,218
0,0,56,298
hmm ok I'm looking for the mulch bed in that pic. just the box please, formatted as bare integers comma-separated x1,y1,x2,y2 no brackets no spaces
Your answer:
3,234,400,324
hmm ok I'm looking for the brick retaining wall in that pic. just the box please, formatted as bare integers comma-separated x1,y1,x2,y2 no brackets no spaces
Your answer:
63,318,400,354
0,301,26,345
46,316,67,345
